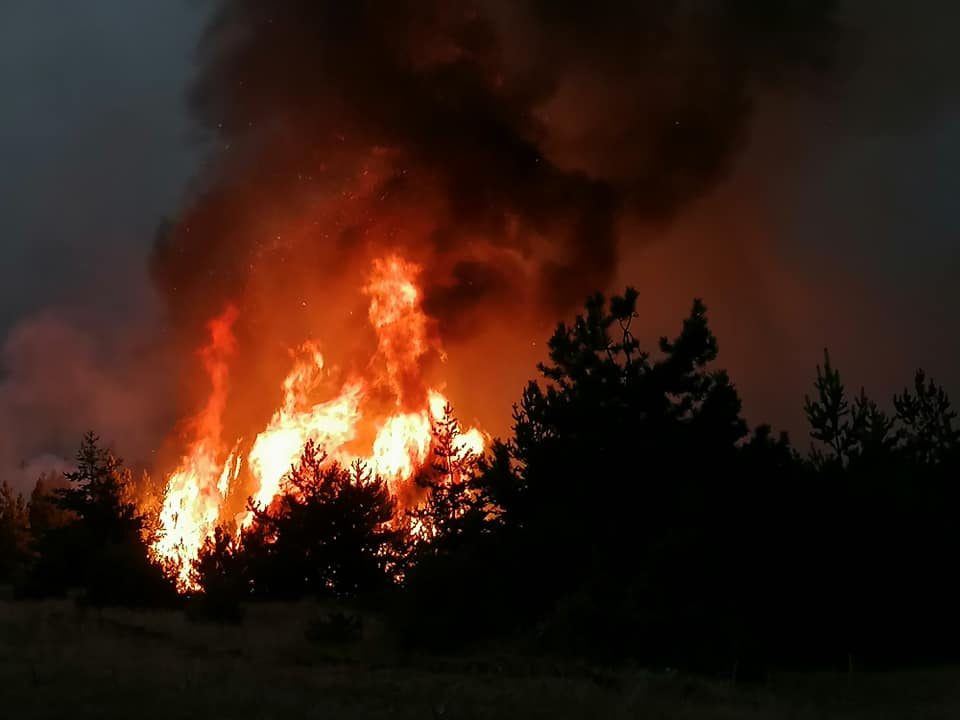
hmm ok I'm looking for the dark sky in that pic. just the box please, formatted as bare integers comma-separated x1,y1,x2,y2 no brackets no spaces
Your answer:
0,1,957,487
603,0,960,438
0,1,205,487
0,1,203,328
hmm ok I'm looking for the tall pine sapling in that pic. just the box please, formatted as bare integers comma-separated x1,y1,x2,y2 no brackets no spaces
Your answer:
55,432,143,541
894,369,959,465
31,432,173,605
849,388,896,463
410,403,482,549
805,350,854,467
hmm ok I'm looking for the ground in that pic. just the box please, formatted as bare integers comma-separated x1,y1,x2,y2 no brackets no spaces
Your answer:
1,599,958,719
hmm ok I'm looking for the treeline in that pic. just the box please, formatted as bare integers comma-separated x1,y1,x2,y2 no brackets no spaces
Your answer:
0,435,173,605
2,289,958,675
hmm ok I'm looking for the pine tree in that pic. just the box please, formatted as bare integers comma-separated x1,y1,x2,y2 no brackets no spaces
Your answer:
190,524,247,623
54,432,141,538
804,350,854,468
245,441,403,599
894,369,959,465
409,403,481,549
804,351,900,469
424,291,752,661
28,433,172,605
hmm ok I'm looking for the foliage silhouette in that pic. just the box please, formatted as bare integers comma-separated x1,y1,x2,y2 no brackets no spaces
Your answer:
189,525,247,623
399,290,755,663
397,291,960,672
797,353,960,668
236,440,404,600
11,290,960,675
0,482,29,585
895,369,959,465
407,402,485,553
26,432,174,606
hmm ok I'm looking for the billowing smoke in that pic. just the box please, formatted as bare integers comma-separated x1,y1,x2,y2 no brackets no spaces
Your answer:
0,2,843,496
0,307,180,494
152,1,838,347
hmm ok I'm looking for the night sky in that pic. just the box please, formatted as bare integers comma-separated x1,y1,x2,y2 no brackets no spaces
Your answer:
1,1,958,490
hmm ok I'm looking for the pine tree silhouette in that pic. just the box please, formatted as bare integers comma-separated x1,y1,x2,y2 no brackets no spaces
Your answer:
28,433,173,605
409,403,482,550
243,441,403,599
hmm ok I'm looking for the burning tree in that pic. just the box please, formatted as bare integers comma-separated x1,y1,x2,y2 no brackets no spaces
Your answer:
150,256,484,592
408,402,484,551
230,441,404,600
187,402,492,608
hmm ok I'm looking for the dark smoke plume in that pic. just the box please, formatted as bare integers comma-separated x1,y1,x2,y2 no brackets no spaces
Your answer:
152,1,838,346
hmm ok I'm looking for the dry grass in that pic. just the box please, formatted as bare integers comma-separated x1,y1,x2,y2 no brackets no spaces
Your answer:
1,599,957,719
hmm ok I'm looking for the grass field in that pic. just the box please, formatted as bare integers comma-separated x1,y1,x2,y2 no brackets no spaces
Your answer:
1,598,958,719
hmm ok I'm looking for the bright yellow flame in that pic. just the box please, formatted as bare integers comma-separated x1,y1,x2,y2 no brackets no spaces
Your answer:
370,411,433,492
246,377,364,515
150,256,484,590
150,306,242,590
364,255,431,403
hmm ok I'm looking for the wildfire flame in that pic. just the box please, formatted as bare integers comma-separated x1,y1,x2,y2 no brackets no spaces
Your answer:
150,255,483,590
151,306,240,586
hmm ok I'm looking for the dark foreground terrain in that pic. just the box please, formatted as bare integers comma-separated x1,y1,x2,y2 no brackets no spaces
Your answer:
1,599,958,719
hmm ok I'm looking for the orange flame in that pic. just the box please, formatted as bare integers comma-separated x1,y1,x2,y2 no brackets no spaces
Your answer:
151,306,240,589
364,255,431,402
150,256,484,590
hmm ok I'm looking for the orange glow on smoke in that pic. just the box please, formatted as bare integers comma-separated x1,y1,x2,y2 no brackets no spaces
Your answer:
150,256,484,590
